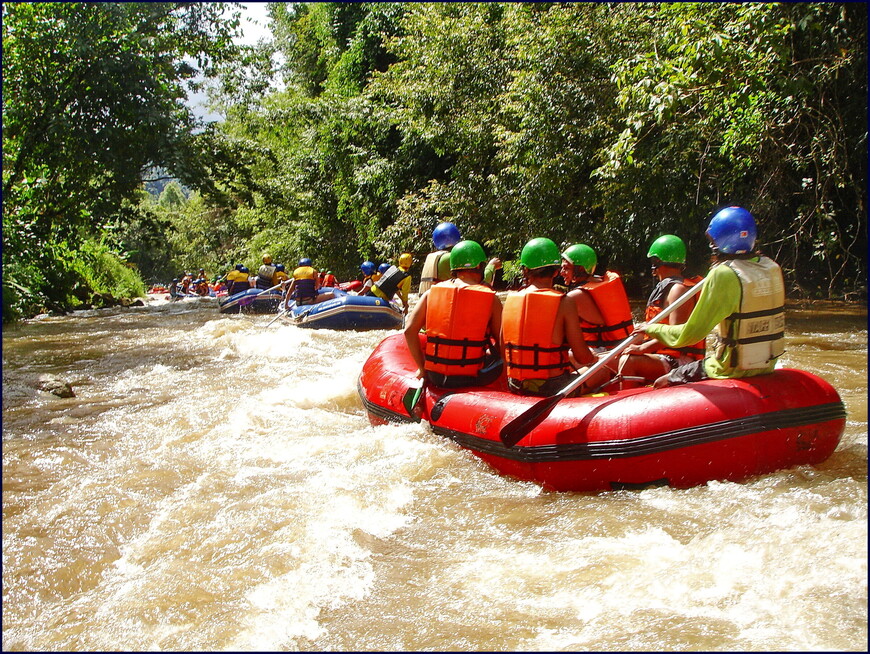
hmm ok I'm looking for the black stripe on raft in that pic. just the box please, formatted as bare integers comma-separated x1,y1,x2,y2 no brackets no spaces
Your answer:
358,380,416,424
432,402,847,462
356,380,845,463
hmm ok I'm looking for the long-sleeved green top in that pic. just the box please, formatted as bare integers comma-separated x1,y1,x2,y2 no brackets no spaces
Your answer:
645,259,777,379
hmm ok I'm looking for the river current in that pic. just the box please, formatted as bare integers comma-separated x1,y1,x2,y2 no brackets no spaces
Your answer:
2,295,866,651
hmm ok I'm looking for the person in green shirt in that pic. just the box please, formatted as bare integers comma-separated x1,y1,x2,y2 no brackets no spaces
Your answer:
636,206,786,389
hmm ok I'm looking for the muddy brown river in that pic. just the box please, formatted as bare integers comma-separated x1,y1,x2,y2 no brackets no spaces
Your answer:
2,295,866,650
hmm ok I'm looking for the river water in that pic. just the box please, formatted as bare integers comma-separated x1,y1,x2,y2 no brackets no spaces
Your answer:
2,295,866,651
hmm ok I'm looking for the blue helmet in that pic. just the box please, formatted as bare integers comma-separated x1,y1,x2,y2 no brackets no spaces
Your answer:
378,263,390,274
239,266,249,273
360,260,376,275
235,264,243,271
432,222,461,250
298,257,313,267
707,206,757,254
275,264,285,272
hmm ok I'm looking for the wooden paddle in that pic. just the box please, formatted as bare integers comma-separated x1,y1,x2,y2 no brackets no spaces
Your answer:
499,276,707,448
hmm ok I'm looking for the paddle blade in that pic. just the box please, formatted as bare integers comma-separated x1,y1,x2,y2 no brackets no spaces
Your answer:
401,382,424,422
499,393,563,448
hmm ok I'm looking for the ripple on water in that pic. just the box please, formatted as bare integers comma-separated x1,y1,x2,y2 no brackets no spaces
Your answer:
1,301,866,651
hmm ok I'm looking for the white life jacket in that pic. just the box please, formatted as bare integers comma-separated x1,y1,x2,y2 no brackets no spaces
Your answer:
257,263,277,286
714,257,785,370
418,251,448,295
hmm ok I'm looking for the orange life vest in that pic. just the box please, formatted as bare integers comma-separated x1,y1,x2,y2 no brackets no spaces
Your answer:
578,271,634,349
423,282,494,377
643,275,706,359
503,289,571,381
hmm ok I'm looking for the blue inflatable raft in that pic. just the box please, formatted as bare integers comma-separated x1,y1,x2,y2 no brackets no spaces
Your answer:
218,288,283,314
284,288,403,330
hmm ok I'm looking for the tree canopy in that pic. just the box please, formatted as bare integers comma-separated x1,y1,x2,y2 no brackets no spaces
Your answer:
2,2,240,317
3,2,866,320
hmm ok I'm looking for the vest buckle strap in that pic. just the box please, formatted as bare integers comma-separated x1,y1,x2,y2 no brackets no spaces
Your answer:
424,354,486,366
728,305,785,320
736,331,785,346
427,335,488,348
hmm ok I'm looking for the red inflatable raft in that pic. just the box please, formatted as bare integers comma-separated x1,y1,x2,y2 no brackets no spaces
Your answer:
358,333,846,492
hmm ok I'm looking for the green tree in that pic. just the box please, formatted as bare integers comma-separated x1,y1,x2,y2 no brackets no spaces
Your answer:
2,2,241,318
180,2,866,299
596,2,867,296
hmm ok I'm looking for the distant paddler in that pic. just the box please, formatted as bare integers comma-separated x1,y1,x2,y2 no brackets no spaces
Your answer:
283,257,334,311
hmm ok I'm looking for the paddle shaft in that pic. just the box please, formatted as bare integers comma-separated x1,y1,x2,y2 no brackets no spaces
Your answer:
235,282,285,308
265,308,287,327
222,279,284,305
499,276,707,447
252,281,284,298
555,275,706,398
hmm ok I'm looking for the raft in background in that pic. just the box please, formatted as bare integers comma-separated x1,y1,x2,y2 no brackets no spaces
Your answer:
358,333,846,492
338,280,363,293
218,288,283,314
284,287,403,330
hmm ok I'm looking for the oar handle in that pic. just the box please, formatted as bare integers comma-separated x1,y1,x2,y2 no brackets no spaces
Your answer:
552,276,707,401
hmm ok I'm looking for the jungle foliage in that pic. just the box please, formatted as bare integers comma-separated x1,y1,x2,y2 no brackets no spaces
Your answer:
2,2,242,319
3,2,866,320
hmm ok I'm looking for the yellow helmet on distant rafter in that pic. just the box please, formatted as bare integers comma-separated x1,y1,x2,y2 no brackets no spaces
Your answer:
398,252,413,268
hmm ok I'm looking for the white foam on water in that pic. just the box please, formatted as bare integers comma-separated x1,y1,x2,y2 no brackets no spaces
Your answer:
3,302,865,651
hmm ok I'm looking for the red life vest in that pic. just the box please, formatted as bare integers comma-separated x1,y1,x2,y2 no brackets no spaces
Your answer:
503,289,571,381
643,275,705,359
578,271,634,349
423,282,495,377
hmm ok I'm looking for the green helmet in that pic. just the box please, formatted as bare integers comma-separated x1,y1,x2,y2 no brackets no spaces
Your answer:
561,244,597,272
450,240,487,270
520,237,561,270
647,234,686,265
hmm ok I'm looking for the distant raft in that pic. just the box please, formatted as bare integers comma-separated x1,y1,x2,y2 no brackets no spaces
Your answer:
218,288,283,314
358,333,847,492
284,287,403,330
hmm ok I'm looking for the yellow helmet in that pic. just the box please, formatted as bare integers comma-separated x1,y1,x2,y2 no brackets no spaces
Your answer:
398,252,413,268
262,254,273,264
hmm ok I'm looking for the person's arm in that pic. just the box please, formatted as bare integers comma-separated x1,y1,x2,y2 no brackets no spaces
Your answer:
623,337,662,355
665,281,695,325
623,282,691,355
283,279,296,309
643,264,740,347
561,296,596,366
403,292,429,378
484,258,502,285
567,288,605,326
398,276,411,313
488,293,503,351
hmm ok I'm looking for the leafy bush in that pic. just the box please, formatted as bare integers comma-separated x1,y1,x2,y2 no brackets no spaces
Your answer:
77,240,146,301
